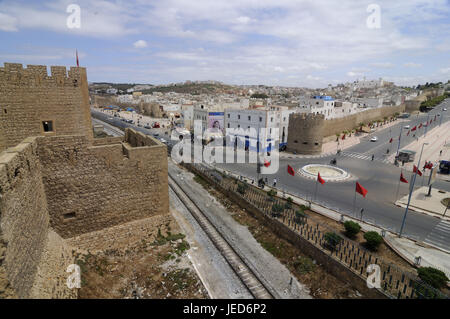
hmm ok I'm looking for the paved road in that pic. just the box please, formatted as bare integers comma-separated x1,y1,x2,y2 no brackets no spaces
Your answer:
91,101,450,252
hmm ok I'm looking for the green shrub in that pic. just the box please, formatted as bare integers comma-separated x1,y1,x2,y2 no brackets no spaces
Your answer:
285,197,293,209
267,189,277,197
271,203,284,217
294,210,306,224
344,221,361,238
237,183,247,195
417,267,449,289
324,232,342,250
293,257,315,274
363,231,383,251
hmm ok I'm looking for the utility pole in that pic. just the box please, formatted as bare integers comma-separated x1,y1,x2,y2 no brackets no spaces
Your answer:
399,142,428,237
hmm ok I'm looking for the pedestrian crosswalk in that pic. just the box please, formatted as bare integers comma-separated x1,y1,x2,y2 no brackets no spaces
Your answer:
424,220,450,252
341,151,391,164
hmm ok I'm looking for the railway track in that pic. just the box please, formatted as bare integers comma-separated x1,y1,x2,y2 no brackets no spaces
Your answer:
168,172,275,299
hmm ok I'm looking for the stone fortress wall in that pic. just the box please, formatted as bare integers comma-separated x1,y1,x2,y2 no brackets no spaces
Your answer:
0,137,76,298
37,130,168,238
0,63,169,298
287,91,436,154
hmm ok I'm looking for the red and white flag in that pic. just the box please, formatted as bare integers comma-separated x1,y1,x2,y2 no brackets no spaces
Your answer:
317,172,325,185
355,182,368,198
413,165,422,176
411,126,417,131
400,173,408,183
287,165,295,176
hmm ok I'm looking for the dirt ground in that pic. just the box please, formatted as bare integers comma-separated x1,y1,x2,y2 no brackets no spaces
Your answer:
76,215,209,299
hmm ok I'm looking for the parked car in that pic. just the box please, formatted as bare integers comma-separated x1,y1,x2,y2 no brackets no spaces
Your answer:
404,125,410,129
144,124,151,129
370,136,378,142
443,108,447,111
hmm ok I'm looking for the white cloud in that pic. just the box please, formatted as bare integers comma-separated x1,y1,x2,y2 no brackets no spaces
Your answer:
440,67,450,74
133,40,148,48
0,12,18,31
403,62,422,68
370,62,395,69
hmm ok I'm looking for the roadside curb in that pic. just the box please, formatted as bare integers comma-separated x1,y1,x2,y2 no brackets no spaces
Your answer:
394,201,450,222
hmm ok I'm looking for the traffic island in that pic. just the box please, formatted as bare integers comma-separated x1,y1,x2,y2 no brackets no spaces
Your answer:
395,186,450,221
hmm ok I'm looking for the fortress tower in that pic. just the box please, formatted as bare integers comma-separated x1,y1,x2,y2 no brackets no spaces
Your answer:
0,63,93,152
287,113,325,155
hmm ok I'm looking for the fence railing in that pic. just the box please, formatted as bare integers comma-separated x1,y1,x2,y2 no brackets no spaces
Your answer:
186,162,449,300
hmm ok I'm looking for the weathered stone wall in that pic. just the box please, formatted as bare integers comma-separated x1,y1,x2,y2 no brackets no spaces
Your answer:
36,129,169,238
0,63,93,153
66,214,174,252
321,104,405,138
287,113,325,155
0,138,75,299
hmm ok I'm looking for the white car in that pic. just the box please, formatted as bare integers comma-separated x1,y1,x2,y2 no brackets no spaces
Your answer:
443,108,447,111
160,138,167,144
404,125,410,129
370,136,378,142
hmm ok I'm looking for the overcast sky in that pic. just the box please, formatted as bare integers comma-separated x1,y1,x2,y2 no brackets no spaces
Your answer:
0,0,449,87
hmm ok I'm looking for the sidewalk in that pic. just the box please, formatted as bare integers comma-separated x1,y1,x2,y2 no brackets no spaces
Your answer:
389,121,450,178
395,186,450,221
213,165,450,278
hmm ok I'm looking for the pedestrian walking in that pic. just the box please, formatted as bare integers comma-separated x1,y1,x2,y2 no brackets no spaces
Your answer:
371,154,374,161
440,150,443,156
273,178,277,187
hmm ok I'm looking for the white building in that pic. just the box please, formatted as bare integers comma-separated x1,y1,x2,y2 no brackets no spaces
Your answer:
332,101,358,118
297,96,335,120
224,106,295,152
350,97,384,108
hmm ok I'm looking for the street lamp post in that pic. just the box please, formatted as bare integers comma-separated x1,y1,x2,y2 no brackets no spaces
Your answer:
396,125,403,157
424,113,430,137
399,142,428,237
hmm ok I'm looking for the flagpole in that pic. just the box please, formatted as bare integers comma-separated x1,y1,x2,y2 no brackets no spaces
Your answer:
395,169,402,203
314,179,319,202
399,142,428,237
352,188,357,217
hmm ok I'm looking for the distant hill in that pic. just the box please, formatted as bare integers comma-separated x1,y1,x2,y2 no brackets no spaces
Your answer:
140,82,239,95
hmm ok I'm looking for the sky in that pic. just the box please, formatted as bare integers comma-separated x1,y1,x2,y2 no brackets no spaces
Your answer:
0,0,449,88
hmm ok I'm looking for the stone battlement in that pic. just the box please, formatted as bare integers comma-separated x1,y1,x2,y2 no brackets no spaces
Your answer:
0,63,86,87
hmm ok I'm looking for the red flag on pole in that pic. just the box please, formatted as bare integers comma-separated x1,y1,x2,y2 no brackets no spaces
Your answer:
287,165,295,176
76,49,79,67
355,182,368,198
389,137,393,143
406,130,410,136
317,172,325,185
418,123,422,129
413,165,422,176
264,159,271,167
400,173,408,183
411,126,417,131
342,134,346,140
425,162,433,169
